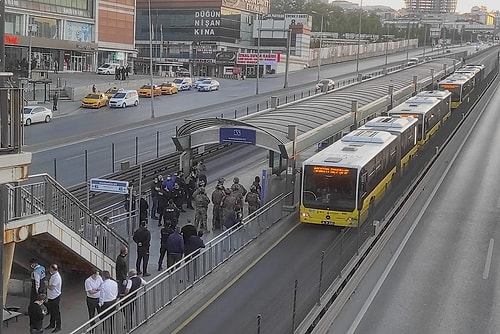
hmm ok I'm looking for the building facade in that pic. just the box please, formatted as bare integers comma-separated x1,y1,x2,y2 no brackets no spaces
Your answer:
404,0,458,13
4,0,135,77
135,0,311,77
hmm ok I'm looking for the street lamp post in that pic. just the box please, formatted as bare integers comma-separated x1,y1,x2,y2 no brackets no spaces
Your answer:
256,14,262,95
356,0,362,74
312,11,325,81
27,24,38,80
148,0,155,119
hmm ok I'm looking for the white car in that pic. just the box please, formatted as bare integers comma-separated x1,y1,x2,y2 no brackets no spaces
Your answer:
172,77,193,91
97,63,120,75
315,79,335,92
197,79,220,92
23,106,53,125
109,90,139,108
194,77,211,88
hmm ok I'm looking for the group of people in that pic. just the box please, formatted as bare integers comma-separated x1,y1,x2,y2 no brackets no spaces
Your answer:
148,160,262,233
115,66,130,81
28,259,63,333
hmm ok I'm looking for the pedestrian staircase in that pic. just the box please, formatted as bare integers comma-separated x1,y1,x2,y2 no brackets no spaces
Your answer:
5,173,128,272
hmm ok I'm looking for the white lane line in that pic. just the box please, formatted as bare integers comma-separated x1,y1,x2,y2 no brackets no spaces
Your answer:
64,148,108,161
483,238,494,279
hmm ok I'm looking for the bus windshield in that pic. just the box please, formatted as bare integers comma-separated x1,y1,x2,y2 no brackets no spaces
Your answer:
302,165,357,211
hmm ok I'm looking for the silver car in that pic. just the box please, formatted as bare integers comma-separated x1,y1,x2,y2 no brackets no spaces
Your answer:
197,79,220,92
23,106,53,125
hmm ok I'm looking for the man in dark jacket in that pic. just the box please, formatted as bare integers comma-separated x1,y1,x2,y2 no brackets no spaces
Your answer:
166,226,184,269
115,246,128,296
150,176,161,219
224,205,243,230
28,293,46,334
133,221,151,276
158,223,175,271
139,193,149,222
163,199,180,227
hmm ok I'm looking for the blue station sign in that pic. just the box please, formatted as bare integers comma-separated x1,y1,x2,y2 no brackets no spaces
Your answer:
219,127,256,145
90,178,129,195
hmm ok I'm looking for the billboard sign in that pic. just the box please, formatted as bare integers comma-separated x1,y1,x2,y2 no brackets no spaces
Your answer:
237,53,280,65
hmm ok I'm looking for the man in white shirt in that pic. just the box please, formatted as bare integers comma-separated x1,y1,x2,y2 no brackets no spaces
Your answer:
84,268,103,321
45,264,62,333
99,270,118,320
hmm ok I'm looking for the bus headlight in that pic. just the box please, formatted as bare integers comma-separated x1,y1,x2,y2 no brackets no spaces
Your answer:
301,212,311,219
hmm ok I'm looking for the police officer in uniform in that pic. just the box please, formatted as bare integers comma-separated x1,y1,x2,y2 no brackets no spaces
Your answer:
133,221,151,277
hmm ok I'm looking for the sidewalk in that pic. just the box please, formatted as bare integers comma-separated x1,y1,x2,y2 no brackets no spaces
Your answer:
3,157,283,334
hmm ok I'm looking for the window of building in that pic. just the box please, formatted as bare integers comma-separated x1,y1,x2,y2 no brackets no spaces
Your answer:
32,17,60,39
5,13,23,35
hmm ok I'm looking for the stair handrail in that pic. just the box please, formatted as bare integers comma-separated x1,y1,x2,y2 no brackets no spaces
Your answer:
8,173,128,260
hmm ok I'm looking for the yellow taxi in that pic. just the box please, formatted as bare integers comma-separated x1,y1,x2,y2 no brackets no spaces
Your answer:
138,84,162,98
104,87,124,99
160,82,179,95
81,92,108,108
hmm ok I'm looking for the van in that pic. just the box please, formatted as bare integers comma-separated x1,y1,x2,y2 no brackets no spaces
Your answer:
109,90,139,108
172,77,193,91
97,63,120,75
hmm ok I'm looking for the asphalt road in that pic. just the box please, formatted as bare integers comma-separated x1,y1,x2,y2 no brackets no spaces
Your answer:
22,47,454,187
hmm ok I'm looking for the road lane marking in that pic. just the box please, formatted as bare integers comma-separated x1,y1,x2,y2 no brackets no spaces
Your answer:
483,238,494,279
171,222,301,334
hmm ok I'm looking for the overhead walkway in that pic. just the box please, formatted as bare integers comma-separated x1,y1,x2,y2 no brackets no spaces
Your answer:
4,174,128,284
173,58,462,167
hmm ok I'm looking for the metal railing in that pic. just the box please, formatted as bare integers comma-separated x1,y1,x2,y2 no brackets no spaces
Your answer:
6,173,128,260
70,192,292,334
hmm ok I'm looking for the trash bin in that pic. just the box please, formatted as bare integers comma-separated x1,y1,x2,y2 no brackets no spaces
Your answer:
121,161,130,170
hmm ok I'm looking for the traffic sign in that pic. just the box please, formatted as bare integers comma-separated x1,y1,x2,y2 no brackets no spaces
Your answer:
90,178,129,194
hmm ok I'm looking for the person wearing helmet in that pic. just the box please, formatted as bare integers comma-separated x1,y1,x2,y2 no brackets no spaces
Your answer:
211,183,225,230
231,177,247,204
221,188,236,225
194,187,210,231
245,185,261,215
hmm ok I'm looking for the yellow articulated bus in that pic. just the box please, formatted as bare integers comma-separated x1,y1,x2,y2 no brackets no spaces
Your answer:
359,116,419,171
415,90,452,122
300,130,400,227
388,95,450,147
438,74,473,109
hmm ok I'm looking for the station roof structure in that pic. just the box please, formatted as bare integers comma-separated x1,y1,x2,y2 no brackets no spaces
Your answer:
173,57,460,159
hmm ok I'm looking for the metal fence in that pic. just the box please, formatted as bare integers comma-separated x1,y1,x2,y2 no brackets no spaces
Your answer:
6,173,127,261
70,191,292,334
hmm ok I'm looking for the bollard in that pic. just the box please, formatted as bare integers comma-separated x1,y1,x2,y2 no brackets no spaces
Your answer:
112,143,115,173
234,110,237,119
270,96,278,109
293,93,296,101
301,91,303,99
257,104,260,112
435,146,439,154
285,96,288,103
246,106,249,115
53,158,57,180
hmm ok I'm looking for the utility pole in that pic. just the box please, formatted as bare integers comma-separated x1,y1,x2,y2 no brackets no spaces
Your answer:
356,0,363,74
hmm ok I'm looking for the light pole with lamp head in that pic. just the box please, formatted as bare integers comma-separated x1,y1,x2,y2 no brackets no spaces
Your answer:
148,0,155,118
256,13,262,95
27,23,38,80
312,11,325,81
355,0,362,74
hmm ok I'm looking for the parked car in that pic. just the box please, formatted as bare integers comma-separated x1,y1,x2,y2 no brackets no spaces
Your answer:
23,106,53,126
175,68,191,77
197,79,220,92
406,57,419,66
81,92,108,108
160,82,179,95
109,90,139,108
104,87,124,99
97,63,120,75
138,84,162,97
315,79,335,92
172,77,193,91
194,77,211,88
